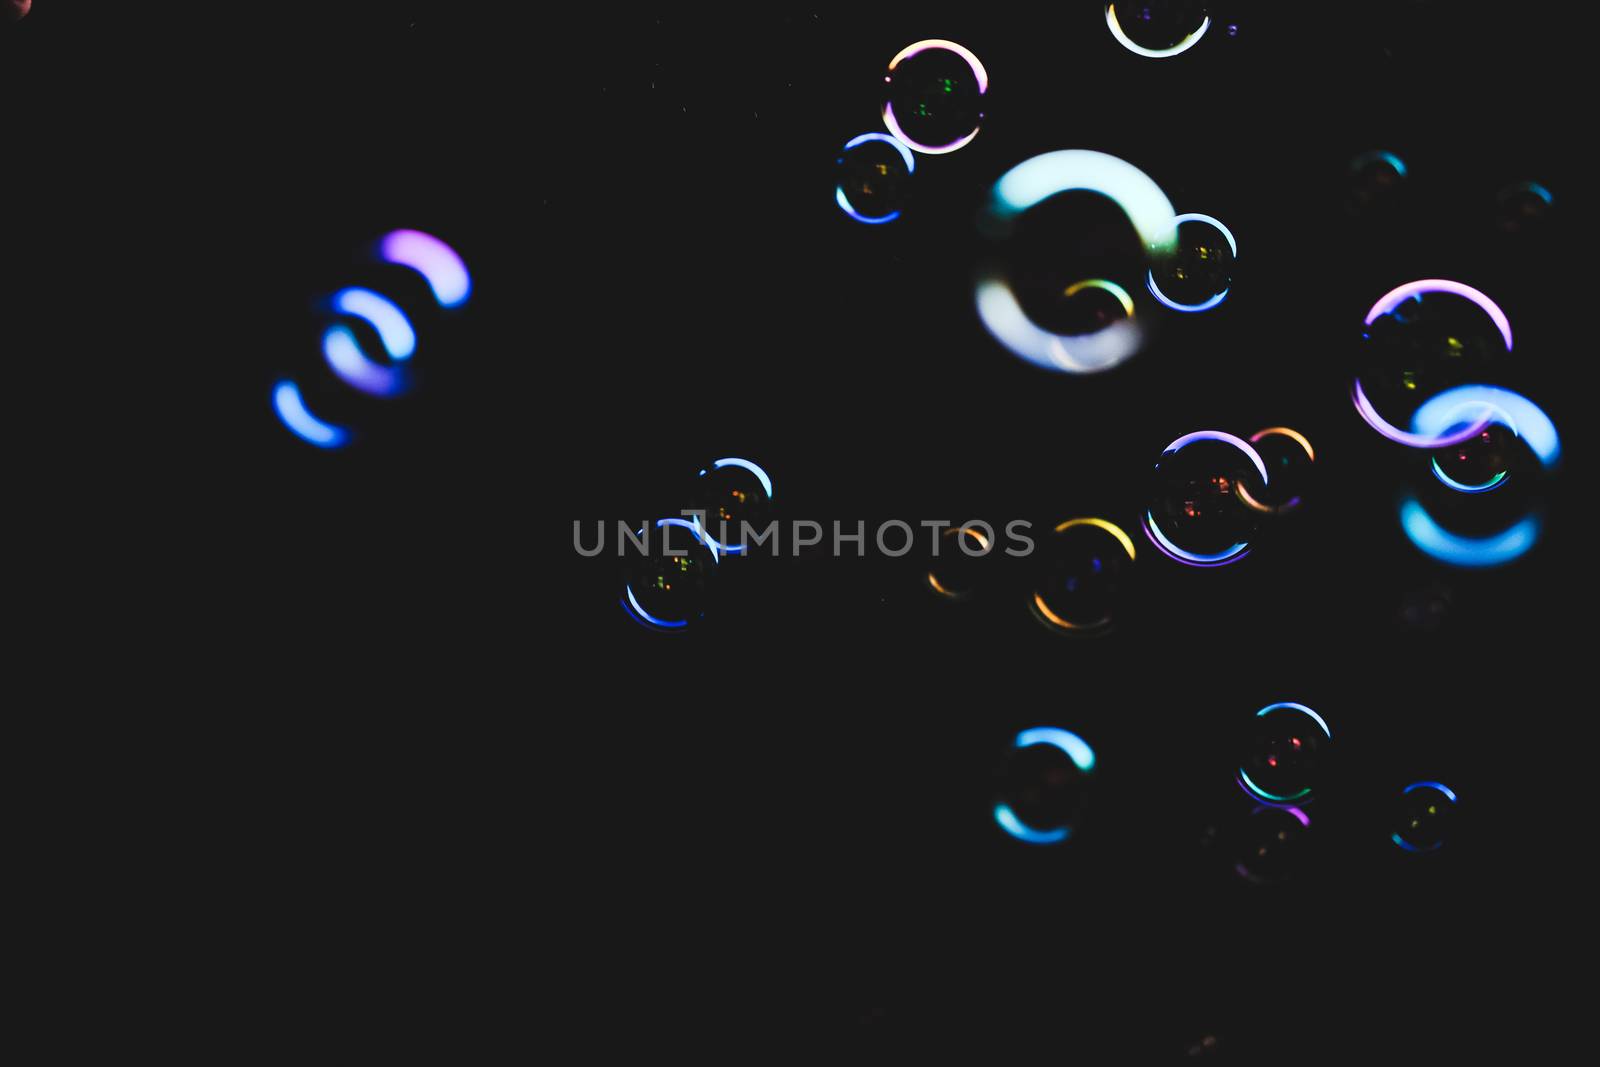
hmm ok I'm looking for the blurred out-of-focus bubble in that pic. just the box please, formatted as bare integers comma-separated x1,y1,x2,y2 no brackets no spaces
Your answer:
1398,384,1556,567
1344,149,1408,217
1104,2,1212,58
1238,427,1315,515
1147,213,1235,312
1395,581,1455,633
691,457,774,556
1411,384,1560,472
1392,781,1458,853
1028,518,1137,635
1144,431,1267,566
977,151,1178,374
1398,493,1541,568
994,727,1096,845
926,524,996,601
1231,804,1312,885
1352,279,1513,448
270,229,470,449
880,40,988,155
3,0,30,21
835,133,914,225
621,518,719,632
1495,180,1553,237
1238,702,1331,806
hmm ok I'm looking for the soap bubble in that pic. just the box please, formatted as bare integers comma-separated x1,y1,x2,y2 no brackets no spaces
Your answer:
835,133,914,224
1029,518,1138,635
621,518,718,631
1144,431,1267,566
881,40,988,154
1495,181,1553,236
1352,279,1513,448
1431,426,1514,494
1239,427,1315,515
1147,213,1235,312
926,525,995,601
977,151,1178,374
1232,804,1312,885
1105,2,1212,58
994,727,1096,845
691,457,774,555
1238,702,1331,806
1345,150,1408,217
1392,781,1458,853
1398,493,1541,569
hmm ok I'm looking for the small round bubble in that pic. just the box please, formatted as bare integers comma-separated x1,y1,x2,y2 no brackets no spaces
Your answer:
692,458,774,555
621,519,718,631
1147,213,1235,312
881,40,988,154
1392,781,1458,852
994,727,1096,845
1145,432,1267,565
835,133,914,224
1029,518,1137,635
1238,702,1331,805
1232,804,1312,885
1240,427,1315,514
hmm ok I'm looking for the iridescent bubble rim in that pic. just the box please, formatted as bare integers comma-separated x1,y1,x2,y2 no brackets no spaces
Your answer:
1392,781,1458,852
695,458,774,556
1142,431,1267,568
1399,496,1541,569
1412,385,1561,470
1030,518,1137,632
1349,149,1408,178
1351,377,1493,450
323,324,408,397
881,39,989,155
1363,278,1513,350
1104,4,1212,59
993,726,1096,845
1146,212,1237,313
1237,702,1330,805
1353,279,1515,448
835,133,915,225
620,518,719,631
977,150,1177,374
985,149,1180,255
379,228,472,309
273,380,350,449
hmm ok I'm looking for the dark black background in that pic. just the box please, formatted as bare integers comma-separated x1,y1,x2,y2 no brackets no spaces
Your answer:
5,2,1588,1058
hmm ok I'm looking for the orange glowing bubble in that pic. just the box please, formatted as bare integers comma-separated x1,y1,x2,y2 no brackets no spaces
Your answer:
1250,426,1316,462
1051,517,1137,561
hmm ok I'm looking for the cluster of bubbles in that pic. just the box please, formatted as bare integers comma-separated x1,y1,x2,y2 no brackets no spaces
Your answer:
1344,148,1554,242
970,140,1239,374
918,418,1317,629
619,458,775,632
834,39,989,224
1143,426,1316,567
921,516,1142,638
1351,278,1560,567
997,703,1460,878
271,230,471,449
834,22,1239,377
